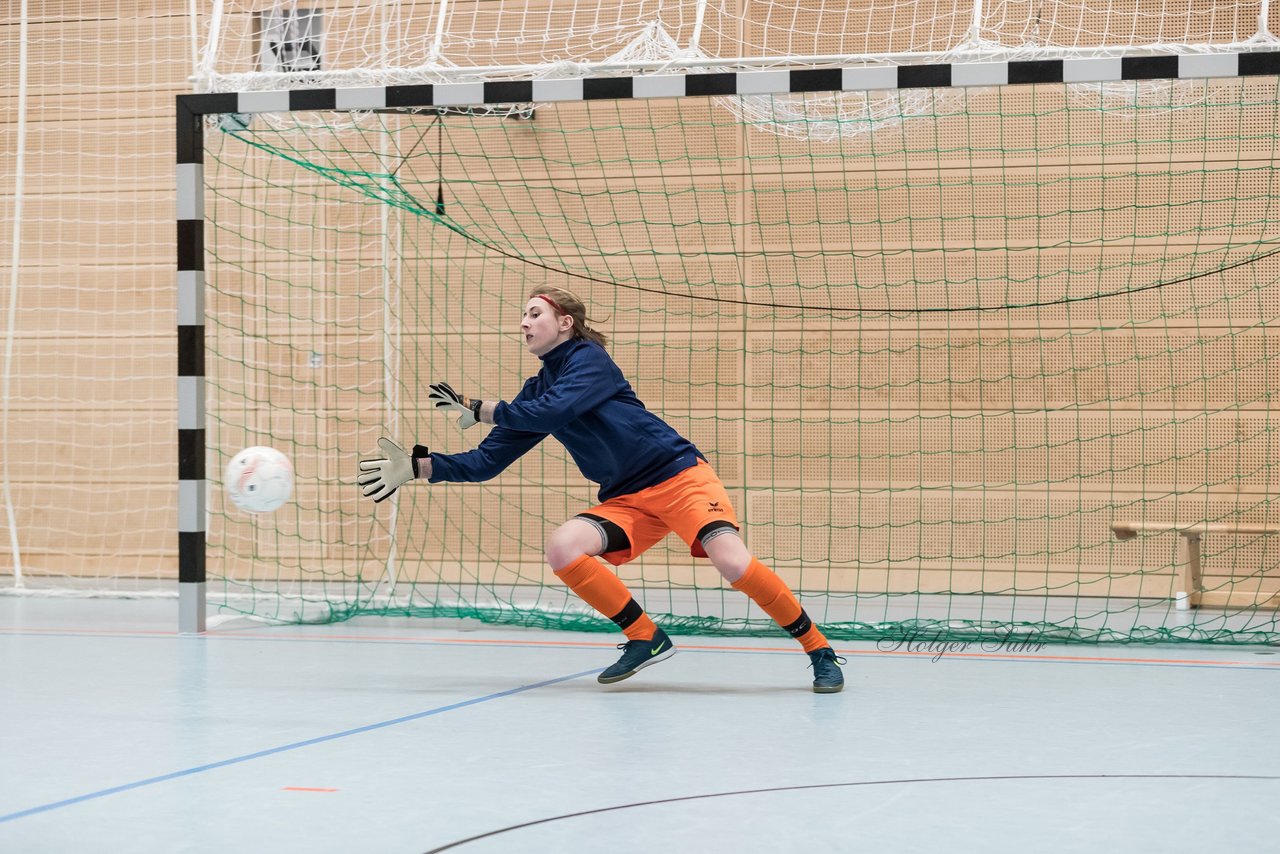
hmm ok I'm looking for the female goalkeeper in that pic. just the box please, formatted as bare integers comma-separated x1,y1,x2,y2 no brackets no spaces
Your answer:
357,286,845,693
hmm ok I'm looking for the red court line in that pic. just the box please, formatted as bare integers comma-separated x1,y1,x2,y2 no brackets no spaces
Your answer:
3,624,1278,667
281,787,338,793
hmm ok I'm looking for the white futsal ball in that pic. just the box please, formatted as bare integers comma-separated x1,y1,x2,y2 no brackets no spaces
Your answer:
225,446,294,513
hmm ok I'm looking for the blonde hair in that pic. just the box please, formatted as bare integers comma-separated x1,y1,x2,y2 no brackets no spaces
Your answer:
527,285,609,348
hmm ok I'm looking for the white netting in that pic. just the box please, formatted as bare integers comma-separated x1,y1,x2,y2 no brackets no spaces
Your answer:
196,0,1278,94
1,4,193,595
4,2,1276,612
194,1,1279,143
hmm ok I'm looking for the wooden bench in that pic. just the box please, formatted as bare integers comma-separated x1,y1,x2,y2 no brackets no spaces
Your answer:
1111,522,1280,609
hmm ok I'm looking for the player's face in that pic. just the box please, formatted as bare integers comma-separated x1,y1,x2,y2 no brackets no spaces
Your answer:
522,298,572,356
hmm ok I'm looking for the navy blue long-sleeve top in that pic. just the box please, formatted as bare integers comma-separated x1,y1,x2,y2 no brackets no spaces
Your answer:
427,338,703,501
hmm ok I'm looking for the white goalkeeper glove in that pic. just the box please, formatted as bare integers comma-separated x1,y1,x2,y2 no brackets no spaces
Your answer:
428,381,481,430
357,438,429,503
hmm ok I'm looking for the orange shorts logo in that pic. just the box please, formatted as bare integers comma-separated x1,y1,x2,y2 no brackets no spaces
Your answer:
585,459,740,565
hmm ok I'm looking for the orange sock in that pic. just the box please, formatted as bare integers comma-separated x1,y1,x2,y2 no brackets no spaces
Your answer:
731,558,829,653
555,554,657,641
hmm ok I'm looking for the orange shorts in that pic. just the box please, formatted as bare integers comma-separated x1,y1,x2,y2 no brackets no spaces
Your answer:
582,459,740,565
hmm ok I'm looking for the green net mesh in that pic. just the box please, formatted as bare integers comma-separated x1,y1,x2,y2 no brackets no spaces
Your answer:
203,79,1280,643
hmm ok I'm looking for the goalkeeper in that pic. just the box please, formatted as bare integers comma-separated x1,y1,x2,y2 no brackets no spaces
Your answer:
358,286,844,693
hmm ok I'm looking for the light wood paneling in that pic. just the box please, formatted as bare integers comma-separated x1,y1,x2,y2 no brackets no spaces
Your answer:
6,481,174,554
4,335,171,412
976,0,1265,50
738,0,973,57
744,487,1280,593
1,1,191,25
4,3,1279,617
743,327,1279,412
0,14,191,97
4,409,173,482
748,77,1280,171
744,163,1280,252
3,264,172,336
746,244,1280,330
2,191,175,265
745,411,1280,493
0,556,177,580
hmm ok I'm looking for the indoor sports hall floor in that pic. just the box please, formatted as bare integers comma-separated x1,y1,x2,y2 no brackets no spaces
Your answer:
2,597,1278,853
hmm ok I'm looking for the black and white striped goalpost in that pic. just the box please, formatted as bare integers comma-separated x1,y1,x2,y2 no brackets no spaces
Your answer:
174,49,1280,633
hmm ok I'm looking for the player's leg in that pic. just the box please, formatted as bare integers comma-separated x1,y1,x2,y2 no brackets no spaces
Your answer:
700,529,828,651
546,515,658,643
699,532,844,692
656,461,846,693
546,508,676,683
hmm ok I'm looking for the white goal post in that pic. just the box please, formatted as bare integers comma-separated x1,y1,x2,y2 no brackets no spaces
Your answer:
178,45,1280,633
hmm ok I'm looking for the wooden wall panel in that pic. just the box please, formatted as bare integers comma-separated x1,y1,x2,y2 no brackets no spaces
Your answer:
4,3,1278,612
1,2,190,25
746,412,1280,494
745,164,1280,252
4,410,173,482
746,245,1280,330
0,117,176,192
0,14,190,97
744,488,1279,594
6,481,173,554
743,328,1278,412
748,78,1280,171
434,98,745,183
4,265,171,336
5,335,171,411
738,0,974,57
982,0,1265,49
5,191,175,265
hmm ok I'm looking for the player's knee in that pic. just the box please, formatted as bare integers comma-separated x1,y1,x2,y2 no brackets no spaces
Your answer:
545,521,601,570
544,535,579,571
699,522,750,581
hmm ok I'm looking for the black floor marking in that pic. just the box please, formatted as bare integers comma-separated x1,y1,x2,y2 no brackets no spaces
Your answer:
423,773,1279,852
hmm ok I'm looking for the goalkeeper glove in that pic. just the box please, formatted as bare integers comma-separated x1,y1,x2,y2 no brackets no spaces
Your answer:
357,438,430,503
428,381,481,430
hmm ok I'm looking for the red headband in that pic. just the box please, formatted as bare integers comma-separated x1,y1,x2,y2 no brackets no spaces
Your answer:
534,294,566,315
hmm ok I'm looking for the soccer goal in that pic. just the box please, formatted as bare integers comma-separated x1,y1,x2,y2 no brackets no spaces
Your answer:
181,1,1280,643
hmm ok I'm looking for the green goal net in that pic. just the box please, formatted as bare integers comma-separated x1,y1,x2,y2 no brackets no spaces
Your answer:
201,76,1280,643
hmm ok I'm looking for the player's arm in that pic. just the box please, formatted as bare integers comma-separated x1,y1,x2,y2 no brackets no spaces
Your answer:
430,348,614,434
490,349,616,433
425,425,544,484
357,427,544,503
429,377,533,430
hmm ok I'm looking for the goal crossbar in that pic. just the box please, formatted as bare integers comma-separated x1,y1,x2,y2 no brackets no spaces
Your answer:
176,48,1280,635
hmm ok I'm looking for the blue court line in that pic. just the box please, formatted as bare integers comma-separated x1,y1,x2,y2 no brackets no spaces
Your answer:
0,667,599,824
